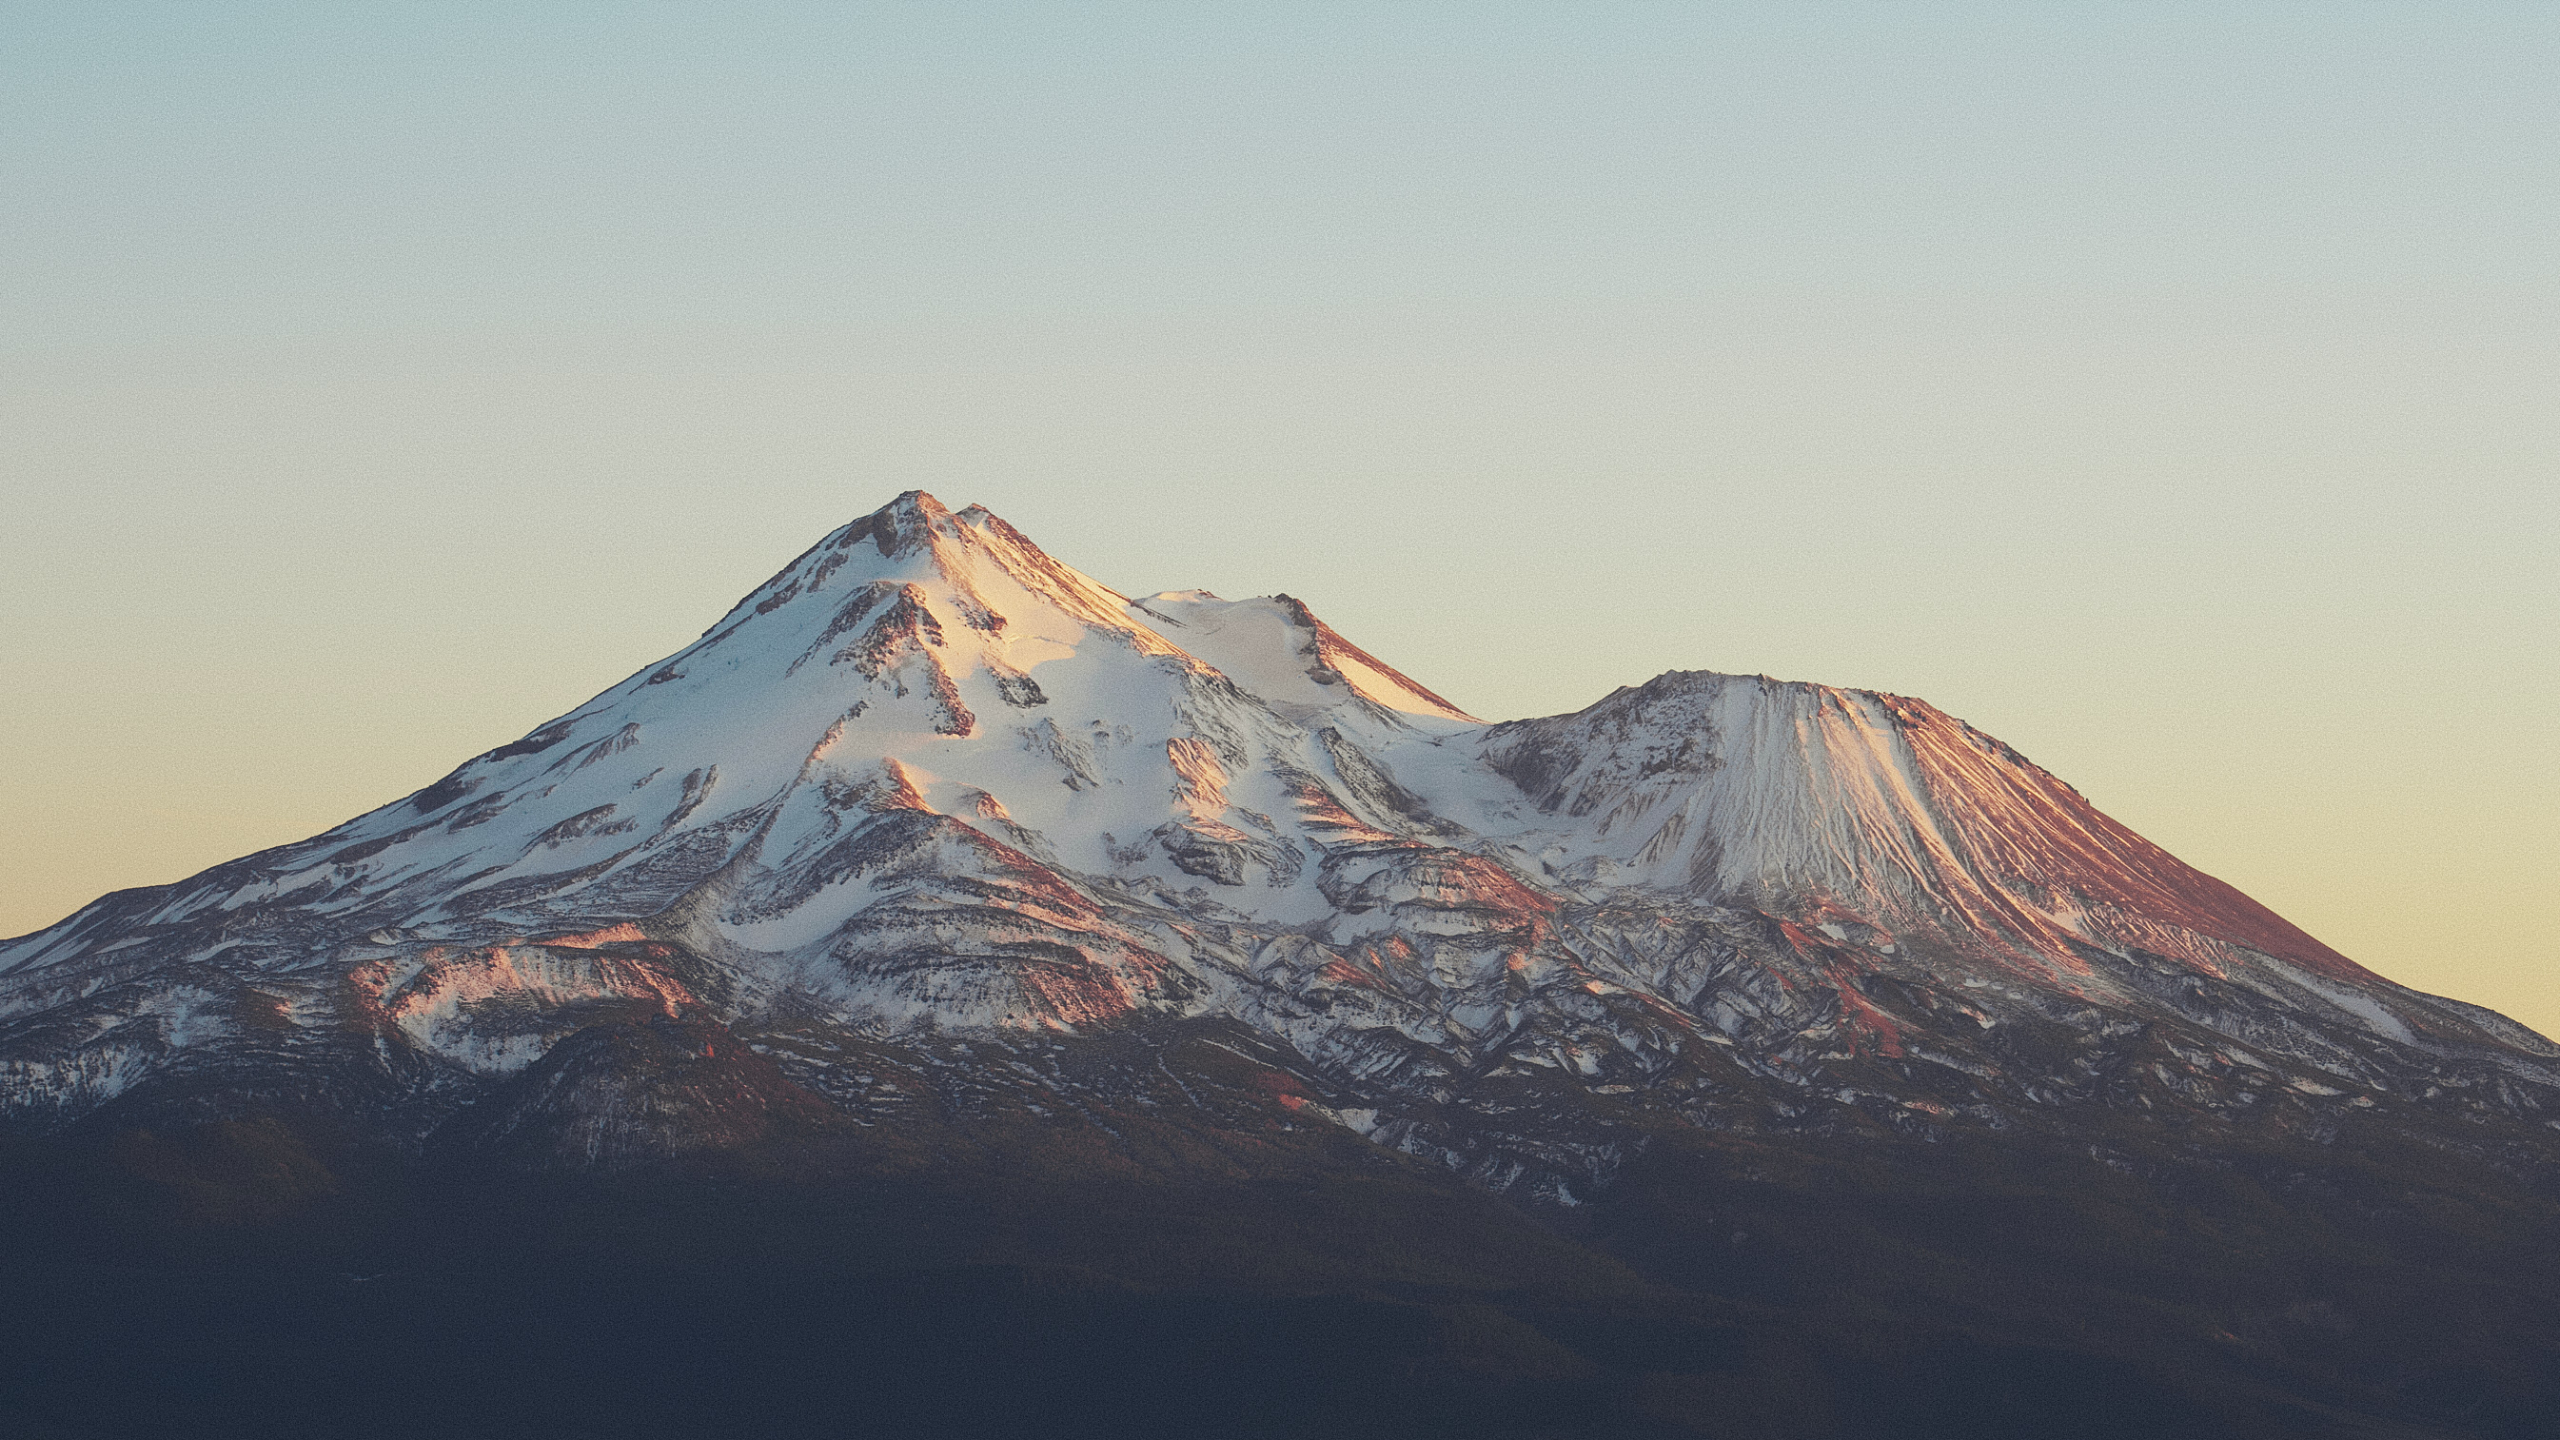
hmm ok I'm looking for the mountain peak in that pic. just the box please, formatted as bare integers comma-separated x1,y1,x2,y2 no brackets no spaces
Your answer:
845,489,960,558
7,490,2553,1215
1132,590,1479,723
9,491,2558,1439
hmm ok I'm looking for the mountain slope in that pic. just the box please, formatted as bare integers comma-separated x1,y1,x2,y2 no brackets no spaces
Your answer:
4,490,2552,1163
12,490,2560,1437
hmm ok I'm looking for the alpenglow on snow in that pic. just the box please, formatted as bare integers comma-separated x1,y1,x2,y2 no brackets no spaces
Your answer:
3,492,2551,1176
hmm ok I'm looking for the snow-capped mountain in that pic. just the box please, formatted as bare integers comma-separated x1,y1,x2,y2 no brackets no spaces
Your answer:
4,491,2553,1182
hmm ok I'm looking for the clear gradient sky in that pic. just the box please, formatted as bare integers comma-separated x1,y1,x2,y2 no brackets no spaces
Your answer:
4,4,2555,1031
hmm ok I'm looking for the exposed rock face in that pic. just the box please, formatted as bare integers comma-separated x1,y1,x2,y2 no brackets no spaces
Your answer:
3,489,2554,1189
429,1017,840,1170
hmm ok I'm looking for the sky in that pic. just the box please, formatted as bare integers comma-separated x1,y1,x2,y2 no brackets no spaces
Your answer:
4,3,2554,1031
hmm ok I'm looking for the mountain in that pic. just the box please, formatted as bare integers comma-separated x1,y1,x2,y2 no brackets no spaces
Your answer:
6,491,2559,1439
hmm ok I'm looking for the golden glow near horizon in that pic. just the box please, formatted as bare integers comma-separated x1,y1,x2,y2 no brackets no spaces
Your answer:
3,7,2554,1032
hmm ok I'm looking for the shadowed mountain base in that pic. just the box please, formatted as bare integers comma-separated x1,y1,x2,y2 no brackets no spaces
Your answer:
6,1047,2557,1440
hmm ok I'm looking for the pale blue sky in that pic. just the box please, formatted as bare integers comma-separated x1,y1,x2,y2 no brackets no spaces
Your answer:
4,4,2555,1026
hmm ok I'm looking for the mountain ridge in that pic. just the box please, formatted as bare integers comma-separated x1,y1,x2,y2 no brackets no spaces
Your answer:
6,491,2550,1133
10,489,2560,1436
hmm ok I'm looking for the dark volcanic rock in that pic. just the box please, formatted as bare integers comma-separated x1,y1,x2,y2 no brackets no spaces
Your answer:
432,1018,839,1170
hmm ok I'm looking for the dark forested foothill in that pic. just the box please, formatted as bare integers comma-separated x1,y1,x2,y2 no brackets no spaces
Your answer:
4,1037,2558,1440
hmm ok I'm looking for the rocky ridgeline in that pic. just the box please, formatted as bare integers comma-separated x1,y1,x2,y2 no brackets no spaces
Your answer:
4,490,2555,1188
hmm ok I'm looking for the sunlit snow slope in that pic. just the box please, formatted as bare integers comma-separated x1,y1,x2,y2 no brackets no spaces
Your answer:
3,492,2550,1170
